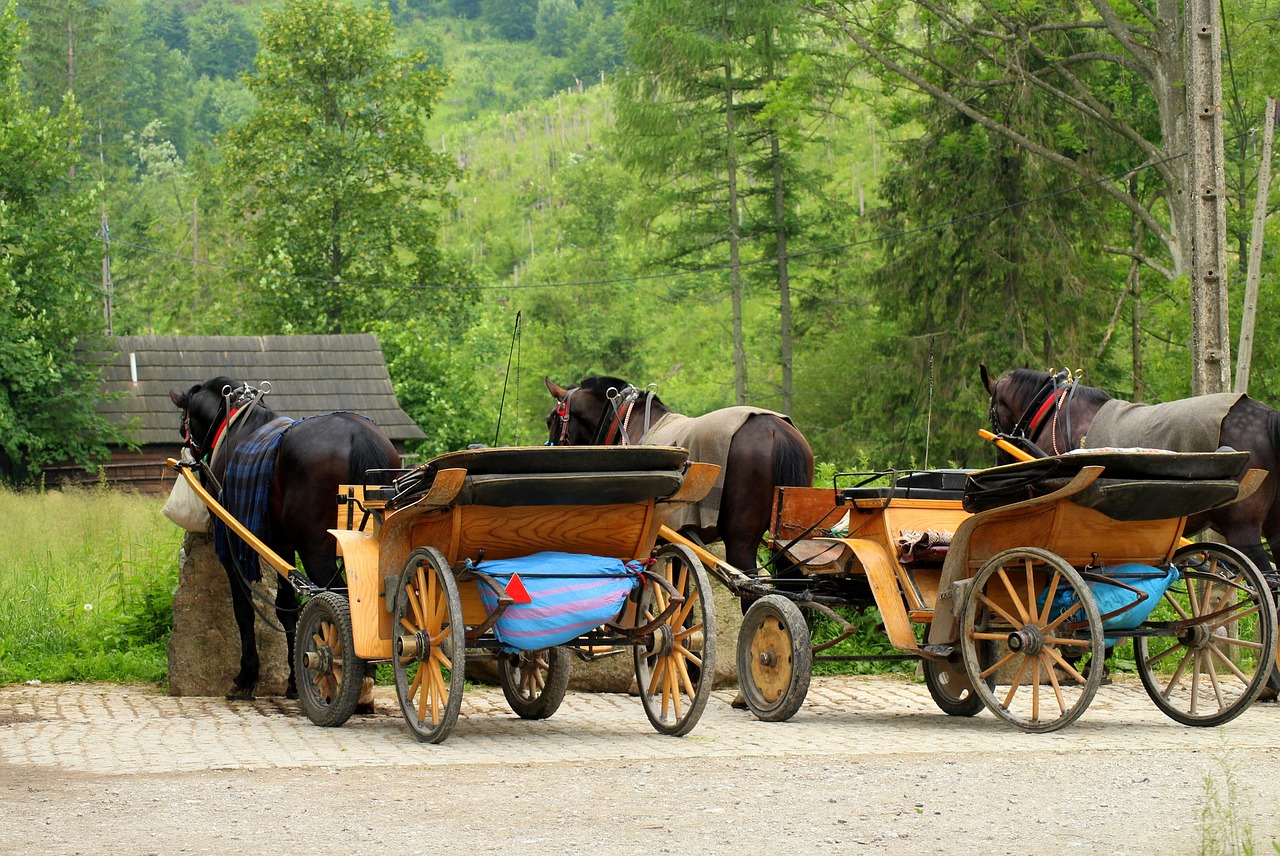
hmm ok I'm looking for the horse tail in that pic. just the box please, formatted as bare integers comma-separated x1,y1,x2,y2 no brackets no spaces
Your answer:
347,420,397,485
772,421,815,488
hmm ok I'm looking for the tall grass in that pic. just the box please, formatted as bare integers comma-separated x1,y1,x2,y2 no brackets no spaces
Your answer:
0,484,183,685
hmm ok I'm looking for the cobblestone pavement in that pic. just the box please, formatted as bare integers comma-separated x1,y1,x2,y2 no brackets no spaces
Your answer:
3,675,1280,854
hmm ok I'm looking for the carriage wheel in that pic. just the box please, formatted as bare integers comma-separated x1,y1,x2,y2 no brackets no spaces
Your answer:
392,547,466,744
633,543,716,736
736,595,812,722
922,639,997,718
960,547,1105,733
1135,544,1278,727
294,591,364,728
498,647,571,720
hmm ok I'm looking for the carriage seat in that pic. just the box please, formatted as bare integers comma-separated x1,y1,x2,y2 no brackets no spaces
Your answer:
383,445,691,508
962,449,1250,519
840,469,972,503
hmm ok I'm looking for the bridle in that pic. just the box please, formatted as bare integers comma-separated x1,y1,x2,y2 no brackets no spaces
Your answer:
181,382,269,461
551,384,659,446
990,369,1081,455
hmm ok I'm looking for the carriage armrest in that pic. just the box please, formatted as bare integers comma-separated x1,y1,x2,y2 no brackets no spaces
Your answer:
659,461,720,505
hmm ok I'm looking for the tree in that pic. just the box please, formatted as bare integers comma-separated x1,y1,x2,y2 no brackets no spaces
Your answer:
615,0,848,409
0,1,121,483
219,0,460,334
817,0,1228,391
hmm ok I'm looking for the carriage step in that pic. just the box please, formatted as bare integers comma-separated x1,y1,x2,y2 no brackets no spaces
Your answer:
918,644,954,660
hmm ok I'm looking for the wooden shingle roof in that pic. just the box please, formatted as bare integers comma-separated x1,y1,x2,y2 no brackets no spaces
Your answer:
100,335,426,445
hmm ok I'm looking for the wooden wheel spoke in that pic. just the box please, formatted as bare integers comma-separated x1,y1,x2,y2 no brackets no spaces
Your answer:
1160,646,1193,698
1164,583,1193,622
1044,646,1089,685
980,649,1017,681
997,566,1032,624
1024,558,1039,627
1031,657,1042,721
1038,571,1063,624
674,650,696,698
1209,601,1261,632
1044,655,1068,712
977,592,1023,629
1043,634,1092,648
1042,598,1084,634
1002,656,1031,708
1207,643,1251,686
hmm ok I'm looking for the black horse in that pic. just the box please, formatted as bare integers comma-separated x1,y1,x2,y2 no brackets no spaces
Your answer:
981,365,1280,579
170,377,401,701
545,376,814,572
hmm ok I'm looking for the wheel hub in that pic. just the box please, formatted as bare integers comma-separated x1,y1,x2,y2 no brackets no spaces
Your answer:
303,646,334,676
647,624,675,659
1007,625,1044,655
396,630,431,662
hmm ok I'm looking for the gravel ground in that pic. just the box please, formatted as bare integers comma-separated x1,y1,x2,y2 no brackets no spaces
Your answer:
3,677,1279,855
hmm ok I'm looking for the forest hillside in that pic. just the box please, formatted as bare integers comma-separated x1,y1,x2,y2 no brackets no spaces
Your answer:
4,0,1279,481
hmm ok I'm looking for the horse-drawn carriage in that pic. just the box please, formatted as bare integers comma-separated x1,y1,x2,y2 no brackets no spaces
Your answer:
172,444,719,743
173,373,1279,741
665,447,1278,732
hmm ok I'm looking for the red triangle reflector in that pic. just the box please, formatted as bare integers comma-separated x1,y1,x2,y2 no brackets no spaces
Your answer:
505,573,532,604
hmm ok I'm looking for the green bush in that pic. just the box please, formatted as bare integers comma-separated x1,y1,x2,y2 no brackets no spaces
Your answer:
0,485,182,685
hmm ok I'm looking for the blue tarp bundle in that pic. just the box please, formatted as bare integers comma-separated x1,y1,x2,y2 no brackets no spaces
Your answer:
1039,563,1180,643
475,551,642,652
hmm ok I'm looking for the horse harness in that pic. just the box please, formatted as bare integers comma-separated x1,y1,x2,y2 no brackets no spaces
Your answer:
553,384,660,446
994,369,1083,455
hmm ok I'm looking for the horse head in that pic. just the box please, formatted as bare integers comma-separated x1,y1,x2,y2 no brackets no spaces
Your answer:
168,376,261,461
544,375,651,445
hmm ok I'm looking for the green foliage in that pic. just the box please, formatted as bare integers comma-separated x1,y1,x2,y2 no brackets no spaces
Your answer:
219,0,460,335
807,606,918,676
0,3,123,484
188,0,257,80
0,484,181,684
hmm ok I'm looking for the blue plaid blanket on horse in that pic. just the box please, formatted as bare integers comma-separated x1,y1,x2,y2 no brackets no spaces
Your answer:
214,416,295,581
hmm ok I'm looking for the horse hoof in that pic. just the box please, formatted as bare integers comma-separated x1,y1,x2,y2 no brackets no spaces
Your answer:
730,691,749,710
1257,686,1279,703
225,685,256,702
286,687,298,701
355,702,375,715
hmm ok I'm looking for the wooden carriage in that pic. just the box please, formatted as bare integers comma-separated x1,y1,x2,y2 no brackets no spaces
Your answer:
176,446,721,743
695,449,1278,732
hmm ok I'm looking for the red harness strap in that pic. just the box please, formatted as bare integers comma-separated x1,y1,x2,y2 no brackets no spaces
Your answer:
1025,393,1058,438
208,407,240,455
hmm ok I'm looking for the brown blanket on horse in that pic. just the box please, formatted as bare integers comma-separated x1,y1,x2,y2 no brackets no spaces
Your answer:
1083,394,1244,451
644,406,792,531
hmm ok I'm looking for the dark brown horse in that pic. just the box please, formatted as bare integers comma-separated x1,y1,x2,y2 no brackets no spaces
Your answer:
545,376,814,573
170,377,400,701
981,365,1280,581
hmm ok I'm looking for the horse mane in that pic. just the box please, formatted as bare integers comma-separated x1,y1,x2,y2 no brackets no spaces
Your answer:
1003,368,1111,407
577,375,666,406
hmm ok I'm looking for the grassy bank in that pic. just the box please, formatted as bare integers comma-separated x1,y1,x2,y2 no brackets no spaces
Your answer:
0,485,183,685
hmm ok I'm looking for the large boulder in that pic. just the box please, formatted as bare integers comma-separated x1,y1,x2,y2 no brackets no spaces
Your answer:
167,532,289,697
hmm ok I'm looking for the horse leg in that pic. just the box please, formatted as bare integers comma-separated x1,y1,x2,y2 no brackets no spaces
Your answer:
222,562,260,701
274,575,299,700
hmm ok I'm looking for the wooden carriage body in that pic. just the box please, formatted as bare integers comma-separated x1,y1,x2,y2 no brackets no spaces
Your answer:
331,446,718,660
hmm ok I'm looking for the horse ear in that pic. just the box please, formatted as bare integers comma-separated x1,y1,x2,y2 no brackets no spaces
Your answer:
979,364,994,394
544,377,569,400
169,389,187,408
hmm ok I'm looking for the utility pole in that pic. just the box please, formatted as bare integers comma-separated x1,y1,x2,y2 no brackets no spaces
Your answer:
1186,0,1231,395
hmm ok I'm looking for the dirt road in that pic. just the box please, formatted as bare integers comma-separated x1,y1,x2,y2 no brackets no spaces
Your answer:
2,676,1277,855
